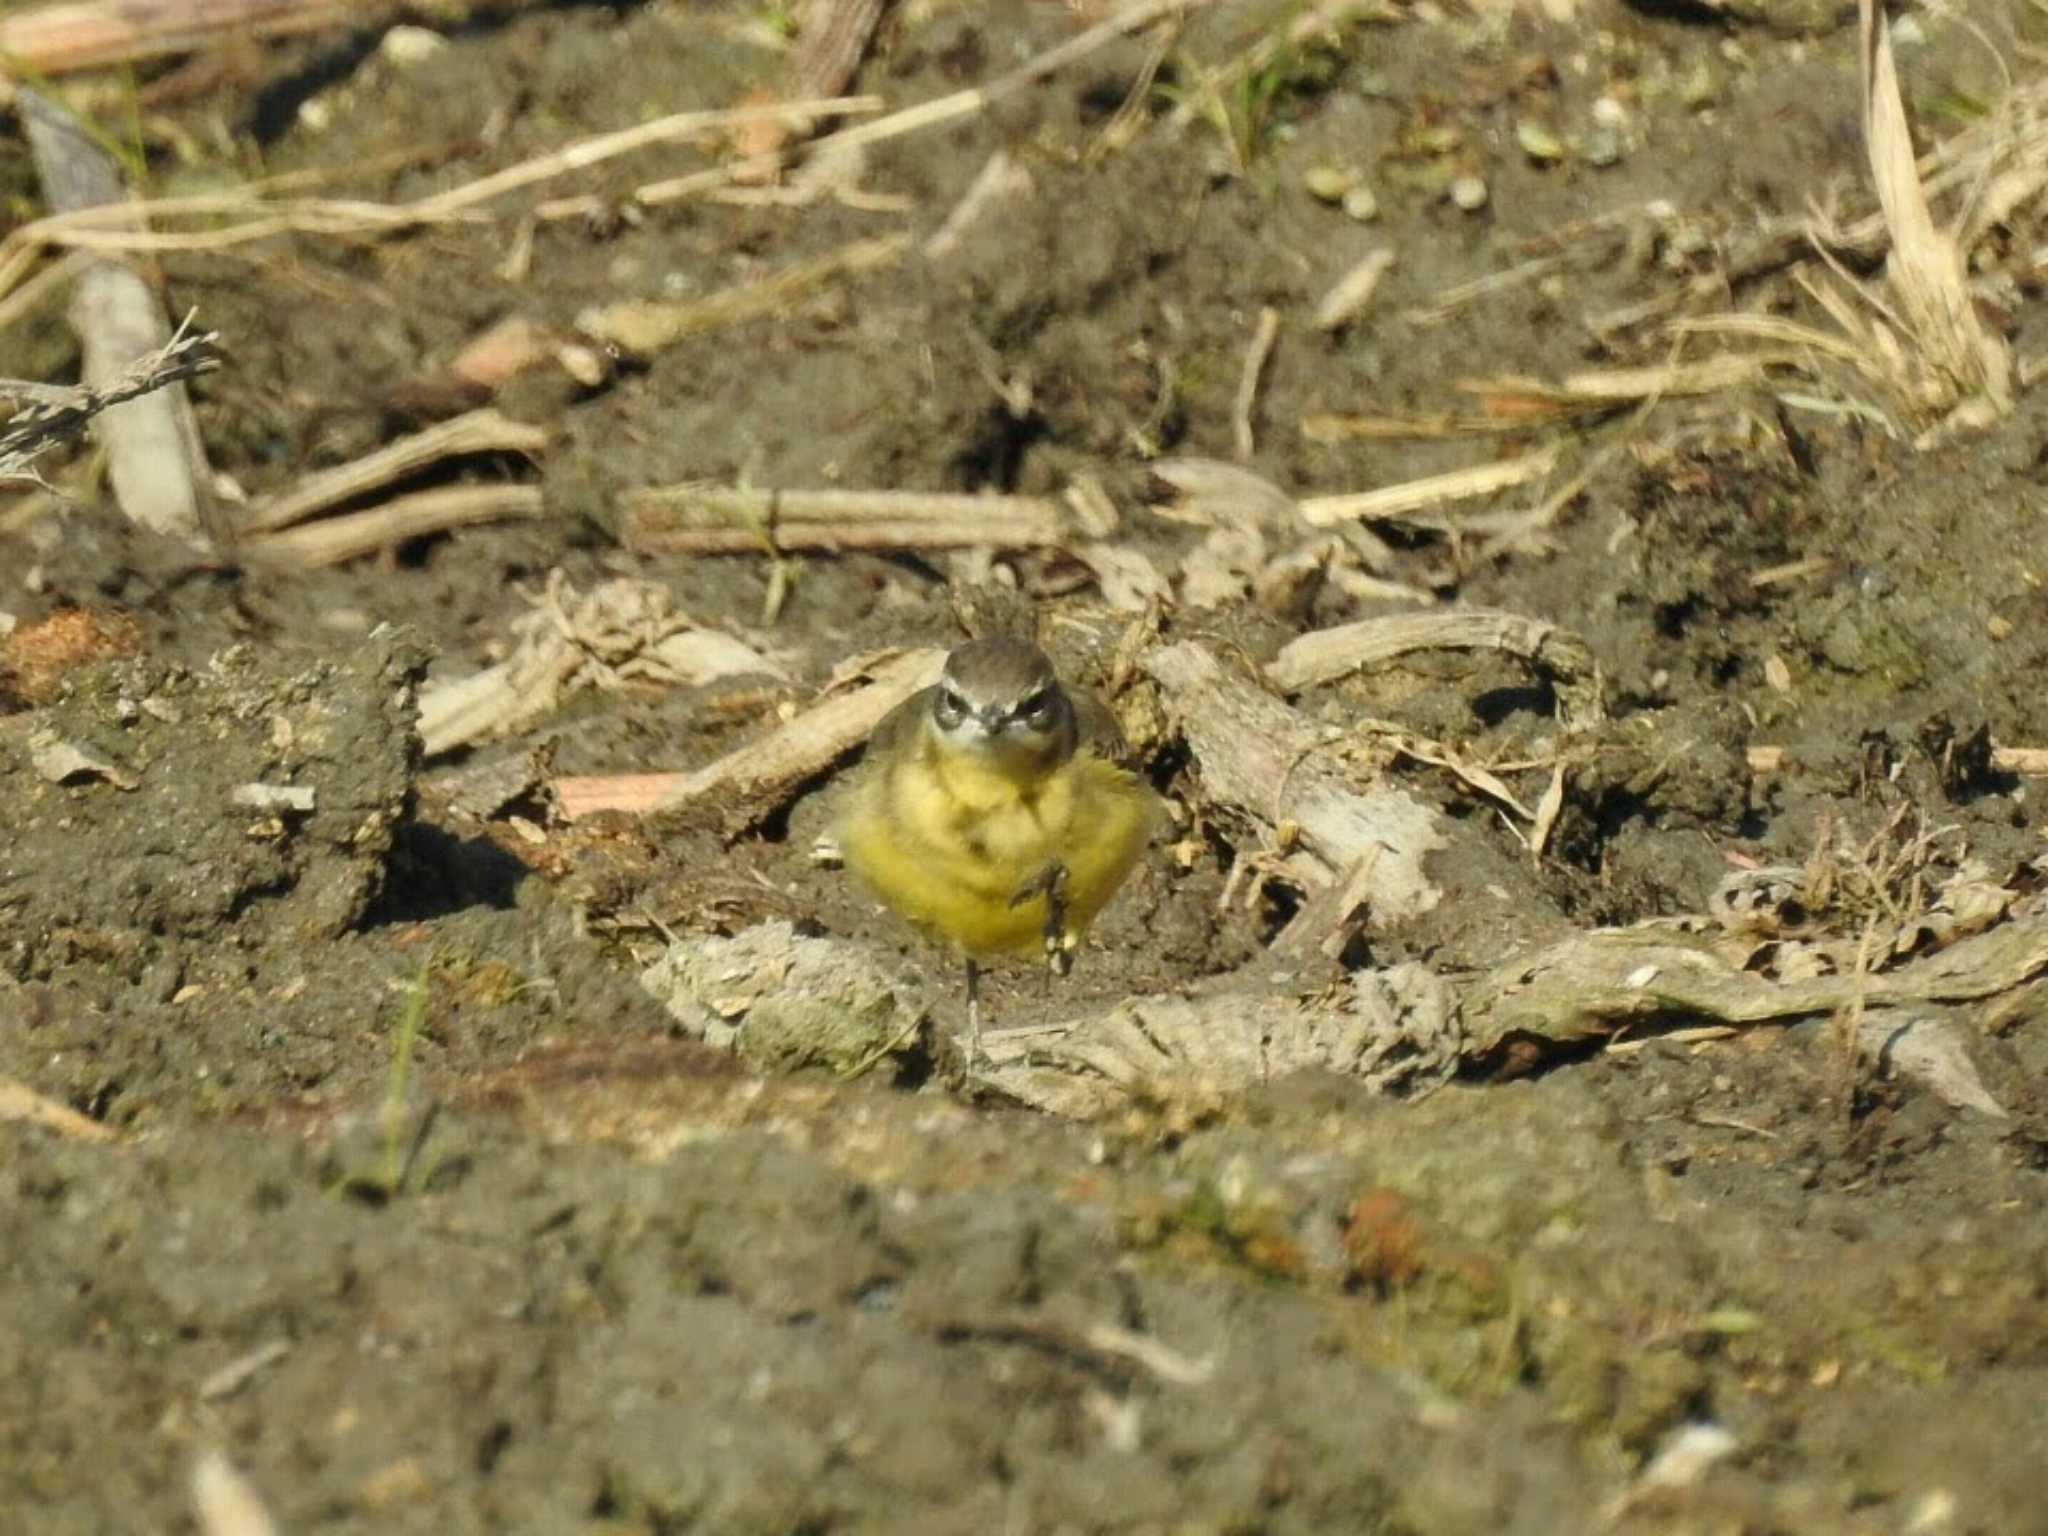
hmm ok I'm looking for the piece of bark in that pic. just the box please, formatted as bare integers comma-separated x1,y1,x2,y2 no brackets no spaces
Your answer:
650,647,944,830
1269,609,1607,729
976,965,1463,1116
1466,912,2048,1058
1140,641,1446,924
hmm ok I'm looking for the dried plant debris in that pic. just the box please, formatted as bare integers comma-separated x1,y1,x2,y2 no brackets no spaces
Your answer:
1849,0,2011,436
26,724,139,789
0,1074,118,1141
0,606,141,707
621,484,1102,558
0,322,220,487
1305,0,2037,480
552,646,944,824
1267,608,1606,729
416,573,787,758
977,965,1463,1118
241,407,546,536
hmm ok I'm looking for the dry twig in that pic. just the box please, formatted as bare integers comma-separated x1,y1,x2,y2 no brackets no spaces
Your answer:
649,646,943,824
1297,444,1563,529
1232,306,1280,461
0,0,387,82
241,484,545,568
1,320,219,485
242,407,546,535
0,1075,117,1142
637,0,1221,205
622,485,1102,557
578,234,909,355
554,647,943,823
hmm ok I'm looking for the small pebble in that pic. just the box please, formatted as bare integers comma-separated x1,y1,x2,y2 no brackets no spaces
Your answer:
1449,174,1489,211
1516,120,1565,162
1581,127,1623,167
380,25,447,66
1341,184,1379,222
1304,165,1354,203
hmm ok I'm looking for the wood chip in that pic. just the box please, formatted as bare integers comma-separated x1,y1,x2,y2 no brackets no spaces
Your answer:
0,1075,116,1141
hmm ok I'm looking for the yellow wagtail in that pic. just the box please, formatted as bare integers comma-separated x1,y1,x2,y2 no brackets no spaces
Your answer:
837,636,1159,1066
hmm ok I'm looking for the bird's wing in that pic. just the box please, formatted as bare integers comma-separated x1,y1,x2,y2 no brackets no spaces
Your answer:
862,684,935,767
1072,687,1133,764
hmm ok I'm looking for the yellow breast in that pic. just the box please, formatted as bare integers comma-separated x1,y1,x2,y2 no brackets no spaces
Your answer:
838,738,1156,960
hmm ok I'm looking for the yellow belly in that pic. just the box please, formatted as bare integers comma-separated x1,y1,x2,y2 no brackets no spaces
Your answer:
838,746,1155,960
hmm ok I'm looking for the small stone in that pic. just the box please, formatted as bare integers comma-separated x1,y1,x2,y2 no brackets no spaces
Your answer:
1581,127,1623,167
1987,614,2013,641
1449,175,1489,212
1304,165,1354,203
379,25,447,66
1341,184,1379,222
1516,120,1565,162
27,727,139,791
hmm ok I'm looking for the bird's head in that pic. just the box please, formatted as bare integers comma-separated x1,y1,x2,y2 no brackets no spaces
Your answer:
928,637,1078,779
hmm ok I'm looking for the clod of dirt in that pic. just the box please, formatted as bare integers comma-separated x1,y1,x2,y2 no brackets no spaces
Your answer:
641,919,929,1076
0,629,425,970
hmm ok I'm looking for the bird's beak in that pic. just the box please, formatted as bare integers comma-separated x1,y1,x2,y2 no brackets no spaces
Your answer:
951,710,1004,749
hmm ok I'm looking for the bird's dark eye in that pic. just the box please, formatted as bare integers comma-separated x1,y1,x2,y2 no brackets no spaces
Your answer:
935,688,968,725
1019,691,1051,720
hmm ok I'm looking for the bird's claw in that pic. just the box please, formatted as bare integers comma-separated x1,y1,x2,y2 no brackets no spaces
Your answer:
1011,861,1073,976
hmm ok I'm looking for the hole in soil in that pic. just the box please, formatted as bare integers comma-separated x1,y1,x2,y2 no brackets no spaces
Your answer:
1076,72,1135,122
949,407,1047,492
369,822,528,923
887,1037,936,1092
1653,596,1700,639
475,1420,513,1476
1472,682,1553,728
1145,738,1191,796
1618,0,1732,26
1257,884,1302,945
247,36,381,143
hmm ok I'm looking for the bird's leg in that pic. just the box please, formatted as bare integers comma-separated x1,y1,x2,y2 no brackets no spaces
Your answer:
1010,860,1073,977
964,956,983,1074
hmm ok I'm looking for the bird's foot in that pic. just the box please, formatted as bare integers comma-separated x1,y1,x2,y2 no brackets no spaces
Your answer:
1010,861,1073,977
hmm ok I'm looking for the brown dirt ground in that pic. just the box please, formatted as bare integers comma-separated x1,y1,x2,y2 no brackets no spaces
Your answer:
7,0,2048,1531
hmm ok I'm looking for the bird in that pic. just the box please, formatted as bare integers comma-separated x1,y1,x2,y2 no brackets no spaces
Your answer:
836,636,1159,1070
